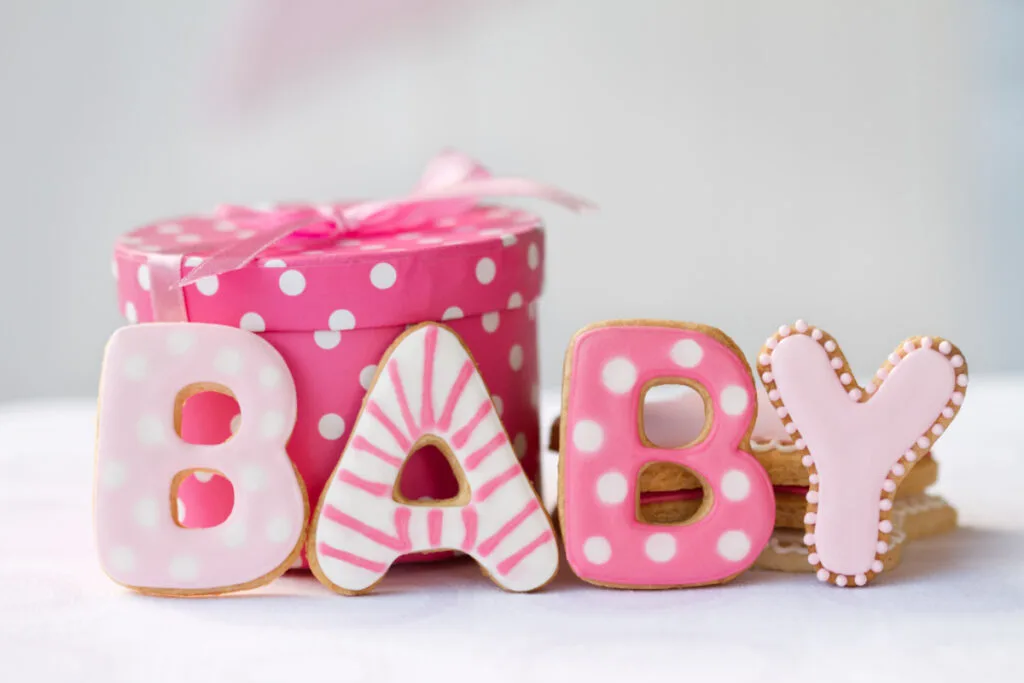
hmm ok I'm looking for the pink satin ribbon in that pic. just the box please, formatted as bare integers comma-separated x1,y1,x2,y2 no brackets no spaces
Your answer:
176,150,595,289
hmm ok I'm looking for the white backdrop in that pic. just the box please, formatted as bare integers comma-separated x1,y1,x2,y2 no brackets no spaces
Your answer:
0,0,1020,400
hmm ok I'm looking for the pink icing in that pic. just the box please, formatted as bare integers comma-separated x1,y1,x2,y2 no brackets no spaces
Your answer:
766,333,959,577
561,322,775,587
95,323,307,594
311,324,557,593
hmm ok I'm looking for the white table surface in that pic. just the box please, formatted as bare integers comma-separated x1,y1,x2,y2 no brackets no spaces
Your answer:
2,379,1023,682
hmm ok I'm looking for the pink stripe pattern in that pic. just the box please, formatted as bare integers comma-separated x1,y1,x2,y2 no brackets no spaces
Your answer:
461,507,478,551
317,543,388,573
427,509,443,547
388,361,419,441
478,499,541,557
338,470,391,498
349,436,404,468
451,401,493,449
312,324,557,594
497,531,555,576
322,504,412,552
464,432,506,470
474,464,521,502
421,326,438,429
436,361,474,431
367,401,412,451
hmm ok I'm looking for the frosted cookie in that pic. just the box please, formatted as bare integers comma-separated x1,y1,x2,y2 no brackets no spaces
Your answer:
308,323,558,595
94,323,308,596
559,320,775,589
758,321,967,587
755,494,956,573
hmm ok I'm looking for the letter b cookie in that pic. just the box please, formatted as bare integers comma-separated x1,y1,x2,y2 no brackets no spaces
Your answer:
559,321,776,589
95,323,307,596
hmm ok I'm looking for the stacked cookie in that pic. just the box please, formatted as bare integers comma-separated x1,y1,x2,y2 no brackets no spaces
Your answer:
548,387,956,573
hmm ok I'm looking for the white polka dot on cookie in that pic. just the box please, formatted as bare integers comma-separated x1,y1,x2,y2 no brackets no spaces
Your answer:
583,536,612,565
222,520,246,548
572,420,603,453
266,516,293,543
720,385,748,416
601,357,637,394
260,411,286,439
136,415,163,445
123,353,148,381
596,471,628,504
645,533,676,562
671,339,703,368
717,530,751,561
721,470,750,501
169,555,199,581
214,348,243,374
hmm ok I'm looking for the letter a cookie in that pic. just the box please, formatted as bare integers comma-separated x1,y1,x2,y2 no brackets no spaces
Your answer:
308,323,558,594
757,321,968,587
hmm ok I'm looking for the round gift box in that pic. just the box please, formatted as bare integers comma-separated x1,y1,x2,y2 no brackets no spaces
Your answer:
112,205,544,566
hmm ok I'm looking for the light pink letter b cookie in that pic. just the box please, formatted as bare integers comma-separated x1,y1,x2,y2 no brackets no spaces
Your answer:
95,323,308,596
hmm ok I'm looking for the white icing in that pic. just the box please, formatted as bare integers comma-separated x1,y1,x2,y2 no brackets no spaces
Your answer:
313,325,557,594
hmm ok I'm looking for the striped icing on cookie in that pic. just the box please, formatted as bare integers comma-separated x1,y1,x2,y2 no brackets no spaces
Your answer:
309,323,557,594
758,321,967,587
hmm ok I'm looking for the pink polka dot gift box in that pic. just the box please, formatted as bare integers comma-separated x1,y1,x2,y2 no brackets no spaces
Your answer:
110,151,592,567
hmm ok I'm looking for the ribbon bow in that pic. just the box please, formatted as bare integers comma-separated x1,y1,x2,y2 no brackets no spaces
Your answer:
178,150,595,288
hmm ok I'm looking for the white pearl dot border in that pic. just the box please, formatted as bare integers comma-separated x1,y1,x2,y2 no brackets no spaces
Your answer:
757,320,968,588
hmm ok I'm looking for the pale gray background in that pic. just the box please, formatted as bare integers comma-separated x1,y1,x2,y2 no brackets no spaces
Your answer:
1,0,1021,401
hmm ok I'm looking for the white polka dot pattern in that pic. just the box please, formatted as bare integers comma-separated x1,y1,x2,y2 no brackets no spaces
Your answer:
370,263,397,289
279,271,305,296
94,322,305,595
560,322,775,588
582,536,611,565
600,357,637,394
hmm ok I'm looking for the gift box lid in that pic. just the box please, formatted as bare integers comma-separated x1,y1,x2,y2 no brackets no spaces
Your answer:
113,205,545,333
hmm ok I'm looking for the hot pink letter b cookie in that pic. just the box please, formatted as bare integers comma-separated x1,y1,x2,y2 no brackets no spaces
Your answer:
559,321,775,589
309,323,558,594
95,323,308,596
758,321,967,587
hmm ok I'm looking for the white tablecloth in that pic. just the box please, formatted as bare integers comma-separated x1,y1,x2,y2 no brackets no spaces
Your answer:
2,379,1023,682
